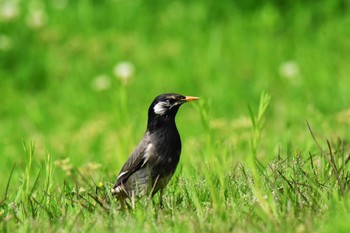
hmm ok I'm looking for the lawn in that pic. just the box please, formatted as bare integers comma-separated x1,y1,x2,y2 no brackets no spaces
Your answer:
1,0,350,232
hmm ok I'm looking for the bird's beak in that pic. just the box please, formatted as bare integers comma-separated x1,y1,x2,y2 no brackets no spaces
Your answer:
185,96,199,102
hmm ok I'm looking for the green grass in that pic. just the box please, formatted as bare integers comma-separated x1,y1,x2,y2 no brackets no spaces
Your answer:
1,0,350,232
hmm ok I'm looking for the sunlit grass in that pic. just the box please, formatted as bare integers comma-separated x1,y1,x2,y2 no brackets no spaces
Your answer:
1,94,350,232
1,0,350,232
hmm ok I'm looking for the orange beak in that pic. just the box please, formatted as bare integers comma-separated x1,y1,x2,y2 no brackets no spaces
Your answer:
185,96,200,102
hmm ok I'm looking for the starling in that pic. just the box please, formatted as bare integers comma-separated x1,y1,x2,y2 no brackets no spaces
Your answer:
112,93,199,207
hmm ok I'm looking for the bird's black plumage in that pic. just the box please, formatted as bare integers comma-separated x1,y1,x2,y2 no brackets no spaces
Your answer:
112,93,198,203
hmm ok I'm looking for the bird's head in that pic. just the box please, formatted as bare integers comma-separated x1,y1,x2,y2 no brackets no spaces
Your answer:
147,93,199,128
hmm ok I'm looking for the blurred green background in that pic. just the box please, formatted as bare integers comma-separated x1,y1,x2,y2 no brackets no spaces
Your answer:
1,0,350,188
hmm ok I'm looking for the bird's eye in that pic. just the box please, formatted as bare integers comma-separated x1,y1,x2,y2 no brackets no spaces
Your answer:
167,97,178,105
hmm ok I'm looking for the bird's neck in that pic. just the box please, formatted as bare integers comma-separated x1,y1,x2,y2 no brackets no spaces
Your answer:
147,115,182,159
147,116,177,134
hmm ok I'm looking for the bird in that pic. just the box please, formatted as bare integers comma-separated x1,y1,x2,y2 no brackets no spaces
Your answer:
112,93,199,208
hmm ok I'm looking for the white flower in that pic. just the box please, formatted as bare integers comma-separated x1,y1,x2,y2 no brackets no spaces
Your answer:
113,61,135,85
91,74,111,91
26,8,48,29
279,60,300,79
0,2,20,21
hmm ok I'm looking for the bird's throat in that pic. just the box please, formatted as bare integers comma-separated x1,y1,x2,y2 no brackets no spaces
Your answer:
147,115,177,133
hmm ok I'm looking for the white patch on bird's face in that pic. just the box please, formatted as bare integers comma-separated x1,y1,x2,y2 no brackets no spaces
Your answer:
153,101,171,115
141,143,154,167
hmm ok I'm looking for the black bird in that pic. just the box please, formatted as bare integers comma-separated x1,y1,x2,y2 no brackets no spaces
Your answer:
112,93,199,207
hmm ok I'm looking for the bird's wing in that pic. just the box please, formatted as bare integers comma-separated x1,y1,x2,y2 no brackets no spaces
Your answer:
113,133,155,188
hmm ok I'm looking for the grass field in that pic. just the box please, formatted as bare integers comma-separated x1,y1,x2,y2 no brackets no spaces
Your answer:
1,0,350,232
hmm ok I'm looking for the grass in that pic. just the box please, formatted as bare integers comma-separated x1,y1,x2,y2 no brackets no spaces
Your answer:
1,0,350,232
1,95,349,232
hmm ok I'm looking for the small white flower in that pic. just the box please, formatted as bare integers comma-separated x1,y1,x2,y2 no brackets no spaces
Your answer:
91,74,111,91
279,60,300,79
0,2,20,21
0,35,12,51
113,61,135,85
26,8,48,29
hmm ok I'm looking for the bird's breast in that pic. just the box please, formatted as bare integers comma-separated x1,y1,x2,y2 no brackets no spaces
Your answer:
150,127,181,167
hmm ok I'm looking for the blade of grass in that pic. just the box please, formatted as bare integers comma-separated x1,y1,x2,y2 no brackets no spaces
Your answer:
0,163,16,205
247,92,278,226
